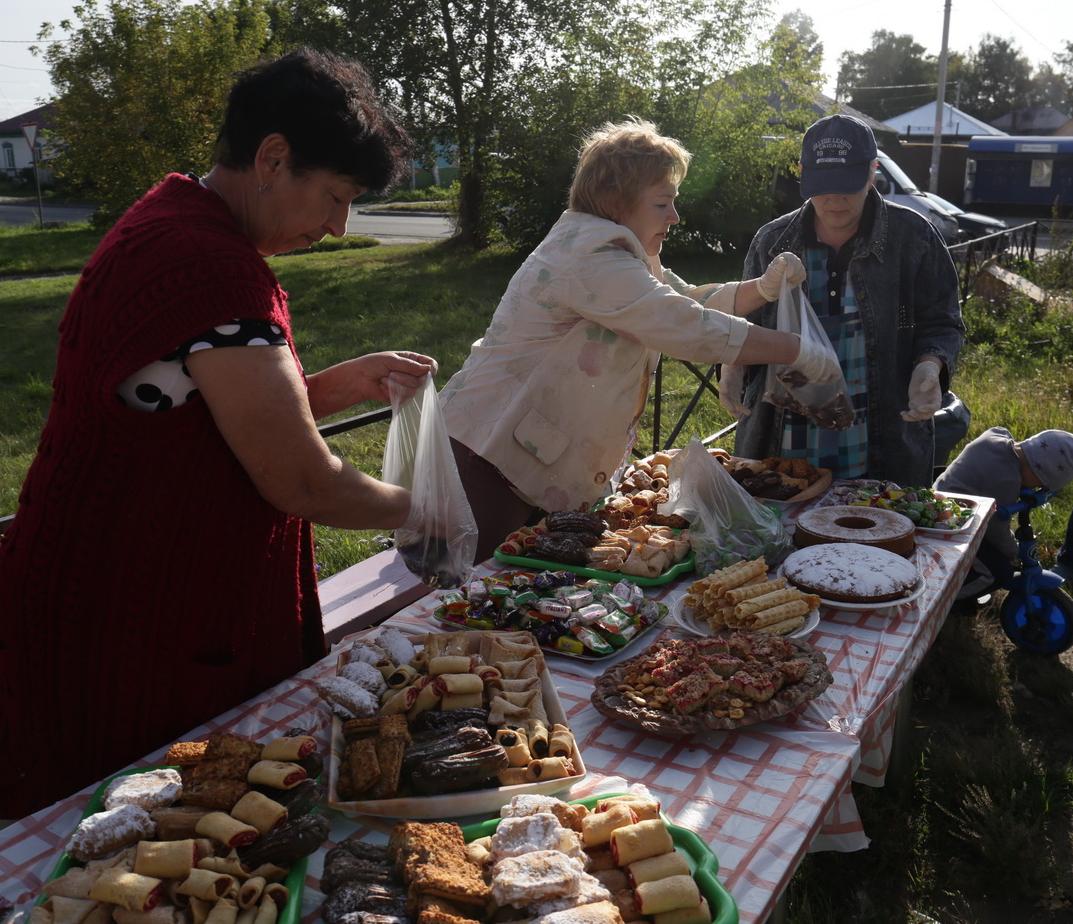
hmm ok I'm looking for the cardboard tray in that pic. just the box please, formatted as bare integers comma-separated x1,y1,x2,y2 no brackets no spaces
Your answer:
36,766,309,924
328,630,587,818
461,793,739,924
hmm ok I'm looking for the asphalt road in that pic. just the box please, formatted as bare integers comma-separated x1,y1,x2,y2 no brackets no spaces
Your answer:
0,199,454,243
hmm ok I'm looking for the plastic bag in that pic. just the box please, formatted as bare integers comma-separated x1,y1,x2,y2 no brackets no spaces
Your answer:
762,278,855,429
383,375,478,588
659,439,793,573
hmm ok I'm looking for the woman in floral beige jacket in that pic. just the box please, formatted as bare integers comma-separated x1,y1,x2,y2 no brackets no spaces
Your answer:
441,118,832,560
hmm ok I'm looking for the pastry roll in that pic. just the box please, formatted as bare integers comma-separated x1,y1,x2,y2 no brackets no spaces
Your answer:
548,724,574,759
429,655,473,675
475,665,502,685
133,840,197,879
432,673,483,695
260,737,317,762
374,657,397,680
635,875,700,915
252,898,278,924
196,857,247,877
204,898,239,924
236,911,257,924
46,897,97,924
496,768,529,786
524,757,573,781
237,877,266,911
653,898,710,924
581,803,637,847
113,908,186,924
243,864,287,883
380,685,419,715
195,812,259,848
386,664,419,688
609,819,674,866
41,869,96,900
627,850,690,885
176,869,238,902
262,884,288,908
496,728,532,767
406,683,442,720
88,870,164,912
189,897,213,924
246,761,307,790
597,795,661,822
230,792,287,835
441,691,483,711
527,720,550,758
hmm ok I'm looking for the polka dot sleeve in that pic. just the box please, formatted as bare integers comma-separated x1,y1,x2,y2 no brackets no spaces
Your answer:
117,318,288,413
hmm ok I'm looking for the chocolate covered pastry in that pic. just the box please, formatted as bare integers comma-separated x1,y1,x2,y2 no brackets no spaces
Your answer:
236,813,329,870
409,745,509,794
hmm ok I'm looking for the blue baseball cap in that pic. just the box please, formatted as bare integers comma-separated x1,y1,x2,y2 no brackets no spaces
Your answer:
800,114,878,197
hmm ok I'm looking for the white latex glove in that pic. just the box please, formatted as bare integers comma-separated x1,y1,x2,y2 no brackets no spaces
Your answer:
901,359,943,422
756,252,807,302
718,364,750,418
789,335,842,385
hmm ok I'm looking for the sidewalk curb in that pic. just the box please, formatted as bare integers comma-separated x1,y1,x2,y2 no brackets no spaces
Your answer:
354,208,452,218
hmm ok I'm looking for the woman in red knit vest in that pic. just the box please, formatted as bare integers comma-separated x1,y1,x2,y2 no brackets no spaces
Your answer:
0,50,437,816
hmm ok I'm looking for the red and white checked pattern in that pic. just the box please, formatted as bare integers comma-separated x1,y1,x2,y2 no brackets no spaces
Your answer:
0,495,992,924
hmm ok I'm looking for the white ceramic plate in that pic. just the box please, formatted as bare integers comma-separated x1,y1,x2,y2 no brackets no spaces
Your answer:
327,630,587,819
671,596,821,639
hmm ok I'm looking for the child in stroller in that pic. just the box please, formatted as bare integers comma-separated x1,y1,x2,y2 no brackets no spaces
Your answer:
935,427,1073,598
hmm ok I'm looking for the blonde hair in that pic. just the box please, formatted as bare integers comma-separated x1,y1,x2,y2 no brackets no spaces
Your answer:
569,118,691,222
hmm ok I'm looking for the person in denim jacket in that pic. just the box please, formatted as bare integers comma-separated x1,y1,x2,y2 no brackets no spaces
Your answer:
723,115,964,488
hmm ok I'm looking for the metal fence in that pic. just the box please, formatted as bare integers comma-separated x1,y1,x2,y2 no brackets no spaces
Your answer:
947,221,1037,303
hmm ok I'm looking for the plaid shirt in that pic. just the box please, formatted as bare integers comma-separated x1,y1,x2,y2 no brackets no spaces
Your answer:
780,224,870,477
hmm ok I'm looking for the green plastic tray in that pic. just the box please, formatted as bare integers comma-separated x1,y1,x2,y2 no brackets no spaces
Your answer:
493,548,695,587
460,792,738,924
36,766,309,924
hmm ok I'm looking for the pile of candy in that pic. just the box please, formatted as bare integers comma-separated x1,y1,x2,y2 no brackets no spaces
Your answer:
435,571,667,657
847,486,972,529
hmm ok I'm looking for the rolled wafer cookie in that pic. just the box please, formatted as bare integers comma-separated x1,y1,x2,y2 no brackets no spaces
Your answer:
734,587,802,618
724,576,787,605
756,615,807,635
748,599,812,629
710,559,767,594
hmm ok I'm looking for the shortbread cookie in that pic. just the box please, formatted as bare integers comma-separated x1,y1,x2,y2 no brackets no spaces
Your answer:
491,850,584,907
490,814,564,863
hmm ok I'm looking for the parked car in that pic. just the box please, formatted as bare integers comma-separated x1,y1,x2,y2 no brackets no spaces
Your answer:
873,152,961,245
919,190,1008,241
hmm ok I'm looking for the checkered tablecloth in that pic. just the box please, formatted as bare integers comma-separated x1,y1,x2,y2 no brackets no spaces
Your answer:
0,494,992,924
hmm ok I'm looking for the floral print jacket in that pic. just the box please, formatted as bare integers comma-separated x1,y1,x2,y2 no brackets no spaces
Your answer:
441,209,751,511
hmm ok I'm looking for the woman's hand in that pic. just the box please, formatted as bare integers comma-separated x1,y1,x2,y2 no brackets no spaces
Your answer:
755,252,807,302
306,350,438,417
356,350,439,405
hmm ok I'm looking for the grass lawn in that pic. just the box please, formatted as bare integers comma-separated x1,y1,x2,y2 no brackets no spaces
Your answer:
0,222,106,277
2,237,1073,921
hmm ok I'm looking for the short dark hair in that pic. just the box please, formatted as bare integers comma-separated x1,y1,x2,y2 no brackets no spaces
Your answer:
215,49,410,193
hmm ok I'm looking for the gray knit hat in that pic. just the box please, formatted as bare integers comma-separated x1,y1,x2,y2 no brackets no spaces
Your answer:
1020,430,1073,492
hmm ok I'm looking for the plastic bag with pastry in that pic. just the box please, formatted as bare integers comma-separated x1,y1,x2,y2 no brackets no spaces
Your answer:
383,375,478,588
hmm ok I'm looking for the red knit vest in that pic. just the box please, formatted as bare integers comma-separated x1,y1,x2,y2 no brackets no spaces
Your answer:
0,174,324,816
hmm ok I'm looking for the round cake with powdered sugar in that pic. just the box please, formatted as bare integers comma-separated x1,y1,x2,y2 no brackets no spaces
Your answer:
782,542,920,603
794,504,915,557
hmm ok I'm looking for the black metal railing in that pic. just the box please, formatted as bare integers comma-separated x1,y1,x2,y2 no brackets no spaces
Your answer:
0,220,1038,536
947,221,1037,303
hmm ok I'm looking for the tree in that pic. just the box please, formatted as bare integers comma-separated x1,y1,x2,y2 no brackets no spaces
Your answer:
959,34,1033,123
776,9,823,72
36,0,275,223
835,30,935,121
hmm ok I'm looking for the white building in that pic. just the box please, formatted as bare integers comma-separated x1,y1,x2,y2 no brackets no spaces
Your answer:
0,103,55,181
884,102,1005,143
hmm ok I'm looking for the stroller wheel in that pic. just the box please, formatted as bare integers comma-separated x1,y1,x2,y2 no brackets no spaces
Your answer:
1000,586,1073,655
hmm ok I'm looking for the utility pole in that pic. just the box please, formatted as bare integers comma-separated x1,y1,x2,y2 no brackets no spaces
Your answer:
929,0,952,193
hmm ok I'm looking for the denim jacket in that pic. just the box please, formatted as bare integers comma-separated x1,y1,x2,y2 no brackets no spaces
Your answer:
733,189,964,487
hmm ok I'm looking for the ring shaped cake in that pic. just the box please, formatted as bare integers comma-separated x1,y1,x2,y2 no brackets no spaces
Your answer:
782,542,921,604
794,504,915,557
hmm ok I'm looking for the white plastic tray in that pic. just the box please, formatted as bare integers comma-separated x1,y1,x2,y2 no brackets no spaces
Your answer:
327,630,587,818
671,596,820,639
